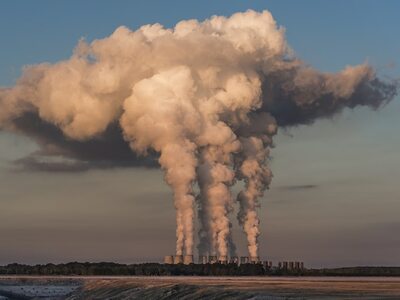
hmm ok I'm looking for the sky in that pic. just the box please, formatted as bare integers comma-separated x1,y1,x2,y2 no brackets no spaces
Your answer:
0,0,399,268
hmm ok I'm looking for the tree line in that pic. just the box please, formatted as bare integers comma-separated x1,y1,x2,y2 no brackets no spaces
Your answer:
0,262,266,276
1,262,399,276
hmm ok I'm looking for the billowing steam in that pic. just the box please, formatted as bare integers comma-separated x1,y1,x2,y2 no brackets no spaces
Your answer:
0,10,397,258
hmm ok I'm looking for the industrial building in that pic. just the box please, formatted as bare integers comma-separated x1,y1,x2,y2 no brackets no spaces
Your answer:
240,256,250,264
229,256,239,264
208,255,218,264
277,261,305,270
164,254,305,270
198,255,208,264
218,255,228,264
263,261,273,269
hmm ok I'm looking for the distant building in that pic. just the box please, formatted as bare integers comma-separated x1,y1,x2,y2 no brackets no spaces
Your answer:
250,256,260,264
240,256,250,264
263,261,273,269
229,256,239,264
218,256,228,264
208,255,218,264
295,261,300,269
163,254,305,270
277,261,305,270
198,255,208,264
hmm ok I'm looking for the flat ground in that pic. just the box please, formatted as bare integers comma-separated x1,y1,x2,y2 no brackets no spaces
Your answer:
1,276,400,299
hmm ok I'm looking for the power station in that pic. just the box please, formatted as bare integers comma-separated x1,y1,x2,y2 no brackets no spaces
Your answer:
163,255,305,270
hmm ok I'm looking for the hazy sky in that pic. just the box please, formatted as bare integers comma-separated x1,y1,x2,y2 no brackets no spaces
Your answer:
0,0,399,267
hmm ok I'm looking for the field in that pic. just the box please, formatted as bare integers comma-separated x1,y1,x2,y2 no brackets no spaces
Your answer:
1,276,400,299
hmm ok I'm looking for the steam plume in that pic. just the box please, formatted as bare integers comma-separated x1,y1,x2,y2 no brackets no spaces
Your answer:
235,113,277,258
0,10,397,258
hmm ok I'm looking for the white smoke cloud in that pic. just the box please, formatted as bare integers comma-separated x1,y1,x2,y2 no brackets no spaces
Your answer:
0,10,397,258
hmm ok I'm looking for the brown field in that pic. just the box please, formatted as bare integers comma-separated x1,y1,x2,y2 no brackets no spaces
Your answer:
1,276,400,299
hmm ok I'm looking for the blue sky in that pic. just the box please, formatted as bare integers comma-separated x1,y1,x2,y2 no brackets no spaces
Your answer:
1,0,399,85
0,0,399,267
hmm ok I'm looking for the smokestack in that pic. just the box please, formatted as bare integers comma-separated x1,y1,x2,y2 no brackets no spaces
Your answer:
183,255,194,265
173,255,183,264
164,255,174,264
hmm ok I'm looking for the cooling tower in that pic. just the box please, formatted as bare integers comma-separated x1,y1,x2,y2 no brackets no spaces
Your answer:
173,255,183,264
208,255,218,264
164,255,174,264
300,262,304,269
295,262,300,269
183,255,194,265
283,261,288,269
289,261,294,270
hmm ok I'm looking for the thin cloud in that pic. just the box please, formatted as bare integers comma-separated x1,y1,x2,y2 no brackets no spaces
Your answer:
277,184,319,191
